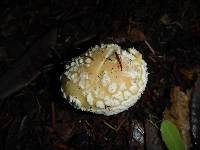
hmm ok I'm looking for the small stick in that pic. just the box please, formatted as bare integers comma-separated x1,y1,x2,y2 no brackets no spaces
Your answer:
144,40,156,55
84,55,94,61
114,52,123,71
104,121,117,131
116,119,126,131
104,120,125,132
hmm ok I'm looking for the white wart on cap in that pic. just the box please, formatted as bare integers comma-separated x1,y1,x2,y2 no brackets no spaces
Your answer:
61,44,148,116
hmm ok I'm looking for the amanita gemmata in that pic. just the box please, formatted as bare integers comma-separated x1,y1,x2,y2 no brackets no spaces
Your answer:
61,44,148,116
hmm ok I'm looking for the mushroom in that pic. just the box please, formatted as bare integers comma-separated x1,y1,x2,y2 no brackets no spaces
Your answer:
61,44,148,116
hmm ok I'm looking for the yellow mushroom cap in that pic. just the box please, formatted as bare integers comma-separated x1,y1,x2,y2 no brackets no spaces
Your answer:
61,44,148,116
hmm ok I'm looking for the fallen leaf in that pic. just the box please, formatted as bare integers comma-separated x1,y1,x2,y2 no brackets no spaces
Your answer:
163,86,191,148
160,120,186,150
180,67,200,81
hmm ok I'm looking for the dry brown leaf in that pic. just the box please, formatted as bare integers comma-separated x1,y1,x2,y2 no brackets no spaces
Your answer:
180,68,194,80
180,67,200,81
163,86,191,148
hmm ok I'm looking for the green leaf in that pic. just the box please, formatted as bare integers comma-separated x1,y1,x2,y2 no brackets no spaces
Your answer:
160,120,186,150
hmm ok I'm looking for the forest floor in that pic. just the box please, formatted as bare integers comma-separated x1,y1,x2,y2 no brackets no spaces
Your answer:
0,0,200,150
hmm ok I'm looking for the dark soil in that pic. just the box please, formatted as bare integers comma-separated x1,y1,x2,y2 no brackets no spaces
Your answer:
0,0,200,150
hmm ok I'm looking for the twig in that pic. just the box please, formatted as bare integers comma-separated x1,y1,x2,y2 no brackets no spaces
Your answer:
116,119,126,131
144,40,156,55
19,115,28,132
115,52,122,71
84,55,94,61
104,121,117,131
146,119,159,130
35,96,41,114
104,119,125,132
